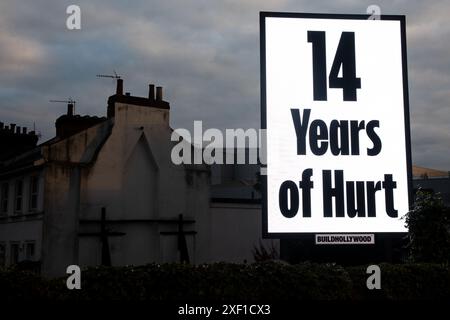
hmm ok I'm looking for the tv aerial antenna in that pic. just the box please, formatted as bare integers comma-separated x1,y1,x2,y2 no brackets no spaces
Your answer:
49,98,76,113
30,122,42,140
96,70,121,81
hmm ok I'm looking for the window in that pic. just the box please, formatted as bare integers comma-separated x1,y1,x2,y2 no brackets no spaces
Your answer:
25,242,35,261
10,242,19,265
0,183,8,215
0,243,5,267
14,180,23,213
29,176,39,211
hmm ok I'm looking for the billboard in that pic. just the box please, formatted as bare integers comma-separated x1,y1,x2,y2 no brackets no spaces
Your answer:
260,12,412,236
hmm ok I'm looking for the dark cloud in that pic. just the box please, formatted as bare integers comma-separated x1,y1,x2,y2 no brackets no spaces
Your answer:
0,0,449,170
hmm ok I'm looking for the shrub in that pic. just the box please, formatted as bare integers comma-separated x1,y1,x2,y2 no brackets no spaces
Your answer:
404,190,450,263
1,262,449,300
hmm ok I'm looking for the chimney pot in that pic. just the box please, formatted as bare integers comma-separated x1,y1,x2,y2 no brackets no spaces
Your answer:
116,78,123,95
149,84,155,100
156,86,163,101
125,92,130,96
67,103,74,116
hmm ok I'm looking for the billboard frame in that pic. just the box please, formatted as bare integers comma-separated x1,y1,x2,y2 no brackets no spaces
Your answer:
260,12,412,239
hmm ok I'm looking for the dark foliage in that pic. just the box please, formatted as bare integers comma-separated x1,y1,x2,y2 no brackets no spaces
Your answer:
404,190,450,263
1,262,449,300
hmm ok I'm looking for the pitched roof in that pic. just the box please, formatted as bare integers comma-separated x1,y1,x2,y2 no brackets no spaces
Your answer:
412,165,448,178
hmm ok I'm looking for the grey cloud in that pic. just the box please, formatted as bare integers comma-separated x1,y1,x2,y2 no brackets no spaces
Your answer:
0,0,449,170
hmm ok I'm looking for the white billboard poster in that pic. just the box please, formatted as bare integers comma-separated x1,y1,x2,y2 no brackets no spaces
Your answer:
260,12,412,236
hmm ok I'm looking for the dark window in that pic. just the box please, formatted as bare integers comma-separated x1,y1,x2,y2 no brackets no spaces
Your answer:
10,243,19,265
14,180,23,213
0,243,5,267
0,183,8,215
25,242,35,261
29,176,39,211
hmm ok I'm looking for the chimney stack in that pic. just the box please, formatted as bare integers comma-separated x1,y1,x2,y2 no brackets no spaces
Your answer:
22,127,27,134
156,86,163,101
67,103,74,116
10,124,16,132
16,126,21,134
149,84,155,100
116,78,123,95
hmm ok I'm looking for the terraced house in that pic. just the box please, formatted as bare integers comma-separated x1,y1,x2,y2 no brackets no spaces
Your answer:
0,80,275,277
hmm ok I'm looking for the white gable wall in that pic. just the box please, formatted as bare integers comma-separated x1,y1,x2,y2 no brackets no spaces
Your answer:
78,103,210,267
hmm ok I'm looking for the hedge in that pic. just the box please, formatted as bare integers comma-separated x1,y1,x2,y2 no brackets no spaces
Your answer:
0,261,449,300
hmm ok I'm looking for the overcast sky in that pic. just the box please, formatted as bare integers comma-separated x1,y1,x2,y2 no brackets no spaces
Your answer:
0,0,448,170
